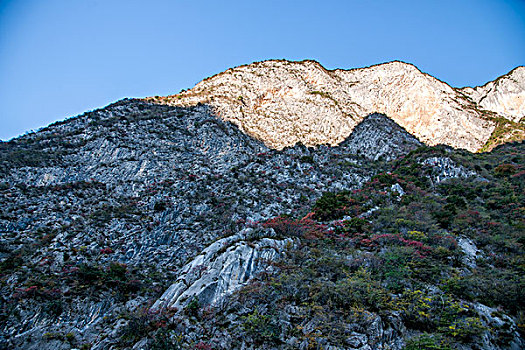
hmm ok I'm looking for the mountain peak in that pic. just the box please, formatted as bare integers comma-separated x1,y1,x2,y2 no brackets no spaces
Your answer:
460,65,525,124
340,113,422,161
147,60,524,152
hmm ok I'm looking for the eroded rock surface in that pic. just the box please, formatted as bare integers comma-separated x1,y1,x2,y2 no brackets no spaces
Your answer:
339,113,422,161
461,66,525,123
149,60,524,152
1,100,422,349
154,228,293,310
421,156,478,183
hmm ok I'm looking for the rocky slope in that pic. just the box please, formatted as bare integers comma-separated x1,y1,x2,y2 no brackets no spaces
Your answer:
1,61,524,350
148,60,524,152
460,66,525,123
190,142,524,350
0,100,422,349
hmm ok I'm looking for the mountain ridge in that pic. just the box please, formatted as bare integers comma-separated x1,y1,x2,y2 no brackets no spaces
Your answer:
0,101,426,349
182,58,523,89
147,59,524,152
1,61,524,350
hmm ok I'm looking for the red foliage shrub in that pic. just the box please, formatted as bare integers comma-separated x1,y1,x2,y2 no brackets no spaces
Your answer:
195,341,212,350
263,213,330,239
100,247,114,254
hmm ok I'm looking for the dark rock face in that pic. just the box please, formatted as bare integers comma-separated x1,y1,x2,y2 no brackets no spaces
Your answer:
0,100,421,349
1,98,523,350
339,113,422,161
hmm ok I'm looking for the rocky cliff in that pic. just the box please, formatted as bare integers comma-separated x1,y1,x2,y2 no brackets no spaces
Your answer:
148,60,524,152
0,100,422,349
1,61,524,350
460,66,525,123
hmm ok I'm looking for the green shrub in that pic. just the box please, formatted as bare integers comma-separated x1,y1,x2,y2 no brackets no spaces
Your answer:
494,164,517,177
77,264,103,283
332,268,390,311
300,155,314,163
242,308,280,344
185,297,200,317
439,317,485,342
404,333,451,350
107,262,127,280
313,191,355,221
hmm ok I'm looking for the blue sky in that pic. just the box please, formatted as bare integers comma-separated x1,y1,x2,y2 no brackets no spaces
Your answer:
1,0,524,140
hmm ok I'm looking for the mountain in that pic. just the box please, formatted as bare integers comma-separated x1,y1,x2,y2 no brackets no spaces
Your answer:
338,113,422,161
148,60,524,152
0,61,524,350
460,66,525,123
0,100,423,349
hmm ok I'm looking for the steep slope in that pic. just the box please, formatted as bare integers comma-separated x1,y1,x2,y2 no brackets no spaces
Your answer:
460,66,525,123
339,113,422,161
148,60,524,152
0,101,420,349
1,61,524,350
459,66,525,152
171,142,524,350
1,99,523,349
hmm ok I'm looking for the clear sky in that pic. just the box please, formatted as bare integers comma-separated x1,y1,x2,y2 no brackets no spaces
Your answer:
1,0,524,140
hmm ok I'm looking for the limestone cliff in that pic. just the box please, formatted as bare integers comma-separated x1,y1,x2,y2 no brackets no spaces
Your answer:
460,66,525,123
148,60,524,152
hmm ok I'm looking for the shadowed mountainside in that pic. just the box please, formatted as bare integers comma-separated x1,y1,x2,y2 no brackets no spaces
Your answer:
1,100,423,349
0,60,523,349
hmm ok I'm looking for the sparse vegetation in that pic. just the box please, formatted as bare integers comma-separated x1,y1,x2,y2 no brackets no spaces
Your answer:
0,93,523,349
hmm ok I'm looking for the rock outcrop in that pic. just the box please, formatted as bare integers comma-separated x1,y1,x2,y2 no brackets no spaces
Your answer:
420,156,479,183
339,113,422,161
461,66,525,123
1,100,420,349
148,60,524,152
153,228,293,310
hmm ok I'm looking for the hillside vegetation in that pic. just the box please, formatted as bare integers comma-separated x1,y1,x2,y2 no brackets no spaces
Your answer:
0,58,524,349
114,141,525,349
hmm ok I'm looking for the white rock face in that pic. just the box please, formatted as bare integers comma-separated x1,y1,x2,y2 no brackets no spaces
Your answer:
153,228,293,310
420,156,478,183
149,60,524,152
461,66,525,123
457,237,480,269
473,303,524,350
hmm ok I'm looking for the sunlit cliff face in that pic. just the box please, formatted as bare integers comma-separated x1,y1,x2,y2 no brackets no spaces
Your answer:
148,60,523,152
